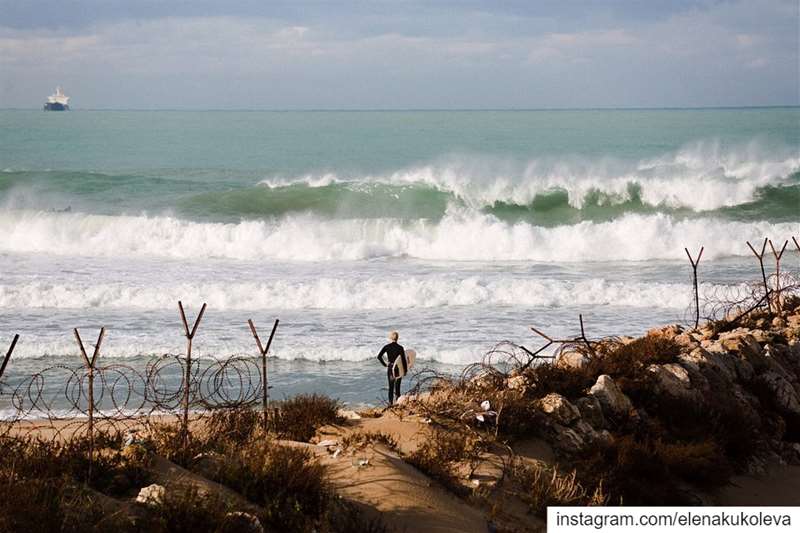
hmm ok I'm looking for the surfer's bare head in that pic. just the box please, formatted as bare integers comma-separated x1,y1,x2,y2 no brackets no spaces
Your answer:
388,331,399,342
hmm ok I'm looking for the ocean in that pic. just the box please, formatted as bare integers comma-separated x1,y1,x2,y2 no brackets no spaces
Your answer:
0,108,798,407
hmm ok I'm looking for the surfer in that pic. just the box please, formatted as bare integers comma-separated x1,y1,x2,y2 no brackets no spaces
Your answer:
377,331,407,405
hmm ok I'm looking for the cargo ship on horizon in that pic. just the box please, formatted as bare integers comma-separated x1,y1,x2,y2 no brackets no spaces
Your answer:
43,86,70,111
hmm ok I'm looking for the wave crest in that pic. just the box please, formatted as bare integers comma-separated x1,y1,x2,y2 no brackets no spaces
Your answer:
0,209,796,262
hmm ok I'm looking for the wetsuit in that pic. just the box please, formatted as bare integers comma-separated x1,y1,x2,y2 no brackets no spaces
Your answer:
377,342,407,404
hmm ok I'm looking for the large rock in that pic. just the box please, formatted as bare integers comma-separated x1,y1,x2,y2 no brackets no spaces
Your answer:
758,371,800,416
555,350,589,371
575,396,606,429
678,347,734,381
648,363,699,400
589,375,633,417
536,393,580,425
718,331,763,360
549,424,586,455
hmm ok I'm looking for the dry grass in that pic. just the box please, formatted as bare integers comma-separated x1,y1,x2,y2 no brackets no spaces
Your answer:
406,427,484,496
272,394,344,442
340,430,399,451
511,461,607,516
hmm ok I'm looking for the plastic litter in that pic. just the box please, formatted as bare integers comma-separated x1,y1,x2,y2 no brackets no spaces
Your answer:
480,400,491,411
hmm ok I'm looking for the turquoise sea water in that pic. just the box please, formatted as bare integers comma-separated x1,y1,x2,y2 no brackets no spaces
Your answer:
0,108,798,407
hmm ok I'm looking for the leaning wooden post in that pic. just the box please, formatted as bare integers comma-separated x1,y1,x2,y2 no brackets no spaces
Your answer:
578,314,595,357
746,238,772,315
0,334,19,383
248,318,279,432
74,327,105,481
178,301,206,449
685,246,704,329
769,239,788,316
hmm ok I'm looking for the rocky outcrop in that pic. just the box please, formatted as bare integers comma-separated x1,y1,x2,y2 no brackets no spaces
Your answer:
589,375,633,417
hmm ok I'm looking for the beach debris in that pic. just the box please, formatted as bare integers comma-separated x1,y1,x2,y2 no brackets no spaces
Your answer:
480,400,491,411
317,439,338,447
470,479,480,487
223,512,264,533
136,484,166,506
332,448,342,458
352,457,370,468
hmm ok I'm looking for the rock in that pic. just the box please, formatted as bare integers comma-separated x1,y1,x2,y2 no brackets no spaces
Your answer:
589,375,633,417
536,393,580,425
718,331,762,360
220,512,264,533
136,484,166,507
555,350,589,370
673,332,700,350
758,371,800,416
750,329,776,344
575,396,606,429
647,324,683,339
680,347,735,377
648,363,697,399
506,375,527,391
549,424,586,455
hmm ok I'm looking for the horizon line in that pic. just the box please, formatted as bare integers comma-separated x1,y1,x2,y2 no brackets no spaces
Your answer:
2,104,799,112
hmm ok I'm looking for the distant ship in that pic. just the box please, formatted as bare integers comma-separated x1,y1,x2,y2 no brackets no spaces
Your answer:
43,86,70,111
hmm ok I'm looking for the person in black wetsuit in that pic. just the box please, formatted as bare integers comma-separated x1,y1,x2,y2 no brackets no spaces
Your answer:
377,331,407,405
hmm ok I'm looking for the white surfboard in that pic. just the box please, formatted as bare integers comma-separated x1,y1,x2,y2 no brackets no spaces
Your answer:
392,349,416,379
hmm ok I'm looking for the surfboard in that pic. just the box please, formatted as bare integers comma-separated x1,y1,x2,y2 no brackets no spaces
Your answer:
392,349,416,379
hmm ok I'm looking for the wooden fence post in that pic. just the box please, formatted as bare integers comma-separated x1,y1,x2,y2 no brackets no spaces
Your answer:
685,247,704,329
74,327,105,481
248,318,279,432
178,301,206,449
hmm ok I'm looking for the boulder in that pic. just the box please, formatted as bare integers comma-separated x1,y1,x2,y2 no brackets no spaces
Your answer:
718,331,763,361
589,375,633,417
555,350,589,371
758,371,800,416
136,484,166,507
536,393,580,425
648,363,698,400
549,424,586,455
575,396,606,429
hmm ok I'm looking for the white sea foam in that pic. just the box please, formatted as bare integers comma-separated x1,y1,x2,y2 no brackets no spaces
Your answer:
259,141,799,211
0,277,711,310
0,209,795,262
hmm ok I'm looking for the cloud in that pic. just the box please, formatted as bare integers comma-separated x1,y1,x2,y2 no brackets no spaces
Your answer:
0,1,796,108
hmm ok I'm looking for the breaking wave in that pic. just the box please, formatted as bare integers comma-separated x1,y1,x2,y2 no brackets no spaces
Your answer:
0,209,796,262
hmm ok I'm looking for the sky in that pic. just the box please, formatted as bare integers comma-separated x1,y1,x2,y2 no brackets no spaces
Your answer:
0,0,797,109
